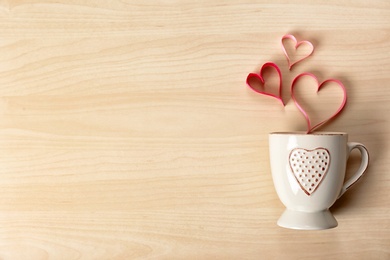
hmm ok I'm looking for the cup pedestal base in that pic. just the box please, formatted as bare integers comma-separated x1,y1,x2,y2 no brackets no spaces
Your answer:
277,209,338,230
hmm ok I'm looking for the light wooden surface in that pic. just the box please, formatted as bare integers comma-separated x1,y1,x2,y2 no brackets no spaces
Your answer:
0,1,389,259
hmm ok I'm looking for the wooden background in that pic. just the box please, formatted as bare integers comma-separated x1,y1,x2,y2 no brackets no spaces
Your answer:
0,0,389,259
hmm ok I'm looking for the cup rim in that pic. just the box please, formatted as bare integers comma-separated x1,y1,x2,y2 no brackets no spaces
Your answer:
269,131,347,136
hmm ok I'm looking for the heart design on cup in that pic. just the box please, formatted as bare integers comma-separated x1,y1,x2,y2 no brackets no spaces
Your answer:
246,62,284,105
291,73,347,133
281,34,314,70
289,148,330,195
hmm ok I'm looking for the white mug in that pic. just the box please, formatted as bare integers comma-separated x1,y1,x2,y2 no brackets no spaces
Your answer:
269,132,369,230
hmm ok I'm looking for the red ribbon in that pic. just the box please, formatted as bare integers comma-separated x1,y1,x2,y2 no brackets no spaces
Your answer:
246,62,284,106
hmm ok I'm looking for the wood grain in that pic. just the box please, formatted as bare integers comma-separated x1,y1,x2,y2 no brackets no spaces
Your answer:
0,0,389,259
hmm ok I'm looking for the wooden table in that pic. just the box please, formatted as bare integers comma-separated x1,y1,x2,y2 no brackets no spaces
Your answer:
0,1,389,259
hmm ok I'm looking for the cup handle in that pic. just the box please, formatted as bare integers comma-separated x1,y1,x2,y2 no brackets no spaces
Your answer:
337,142,369,199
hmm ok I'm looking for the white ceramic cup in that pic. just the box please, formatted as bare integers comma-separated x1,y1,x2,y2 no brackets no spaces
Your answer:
269,132,369,230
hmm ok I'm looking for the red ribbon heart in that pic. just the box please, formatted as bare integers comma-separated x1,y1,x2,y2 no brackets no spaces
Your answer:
281,34,314,70
246,62,284,105
291,73,347,133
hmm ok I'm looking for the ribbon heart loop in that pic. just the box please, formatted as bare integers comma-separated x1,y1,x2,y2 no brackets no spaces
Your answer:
281,34,314,70
246,62,284,106
291,73,347,134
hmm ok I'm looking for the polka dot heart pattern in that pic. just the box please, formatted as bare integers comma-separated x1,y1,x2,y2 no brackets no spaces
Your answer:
289,148,330,195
